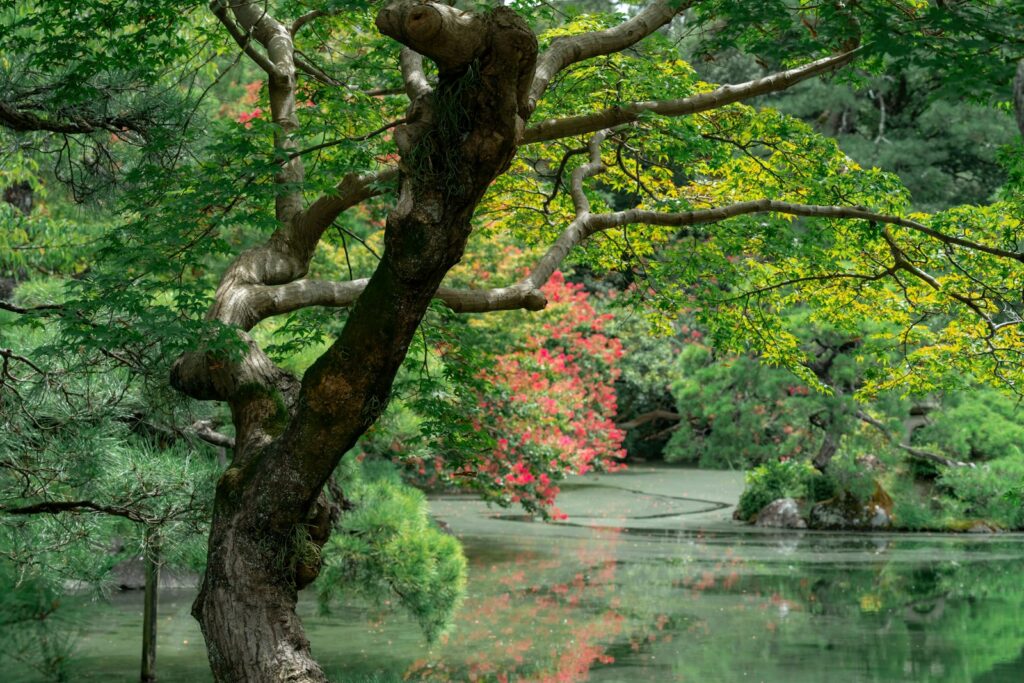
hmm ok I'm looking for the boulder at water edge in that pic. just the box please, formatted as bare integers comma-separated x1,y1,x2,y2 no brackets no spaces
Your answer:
755,498,807,529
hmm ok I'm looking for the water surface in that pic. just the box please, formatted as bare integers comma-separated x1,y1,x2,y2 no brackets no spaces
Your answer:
17,467,1024,682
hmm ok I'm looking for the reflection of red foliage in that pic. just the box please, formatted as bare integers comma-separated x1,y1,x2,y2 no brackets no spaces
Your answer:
406,529,628,682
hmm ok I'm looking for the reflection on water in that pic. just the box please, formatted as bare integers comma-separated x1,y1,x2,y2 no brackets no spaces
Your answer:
16,469,1024,682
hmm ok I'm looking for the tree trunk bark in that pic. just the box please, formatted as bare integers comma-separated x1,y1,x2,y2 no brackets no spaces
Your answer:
187,6,538,681
193,496,328,683
140,527,160,683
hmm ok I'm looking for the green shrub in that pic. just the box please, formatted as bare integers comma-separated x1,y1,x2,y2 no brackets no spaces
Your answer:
937,457,1024,528
736,459,820,520
318,456,467,643
805,470,839,503
826,453,878,504
914,389,1024,462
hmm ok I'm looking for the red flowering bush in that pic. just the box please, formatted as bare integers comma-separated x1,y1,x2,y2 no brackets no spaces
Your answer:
399,269,626,518
473,272,625,515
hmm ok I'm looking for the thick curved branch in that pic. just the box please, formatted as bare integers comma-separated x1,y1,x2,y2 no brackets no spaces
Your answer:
400,48,432,100
376,1,486,72
291,168,398,270
525,48,861,144
251,196,1022,321
223,277,547,329
210,0,276,75
528,0,689,113
207,169,395,329
212,0,304,223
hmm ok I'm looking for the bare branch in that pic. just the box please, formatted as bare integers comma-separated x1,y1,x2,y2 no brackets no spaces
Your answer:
192,420,236,449
0,348,45,375
290,9,338,37
1,500,147,523
226,277,547,328
525,48,862,144
0,101,149,137
210,0,277,75
528,0,689,113
585,199,1024,263
855,409,969,468
400,48,432,101
288,121,408,160
294,54,342,86
0,300,63,314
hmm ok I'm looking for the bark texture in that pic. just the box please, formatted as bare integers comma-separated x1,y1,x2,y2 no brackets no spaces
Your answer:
185,3,538,681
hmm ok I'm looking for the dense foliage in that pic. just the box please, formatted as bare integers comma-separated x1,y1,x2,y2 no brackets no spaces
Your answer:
3,0,1024,680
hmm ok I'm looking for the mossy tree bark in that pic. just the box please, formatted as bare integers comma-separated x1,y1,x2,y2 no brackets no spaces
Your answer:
179,3,538,681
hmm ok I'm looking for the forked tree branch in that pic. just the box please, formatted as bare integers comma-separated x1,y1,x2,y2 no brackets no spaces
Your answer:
527,0,690,113
525,48,862,144
210,0,277,75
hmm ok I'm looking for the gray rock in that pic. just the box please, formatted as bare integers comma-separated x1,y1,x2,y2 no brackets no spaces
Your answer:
808,501,849,529
809,499,892,530
967,522,997,534
867,504,891,529
755,498,807,529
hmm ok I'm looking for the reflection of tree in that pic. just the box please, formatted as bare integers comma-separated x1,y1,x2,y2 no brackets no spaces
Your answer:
316,527,1024,682
659,539,1024,683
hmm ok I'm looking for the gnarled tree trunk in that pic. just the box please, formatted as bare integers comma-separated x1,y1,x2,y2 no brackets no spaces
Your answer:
178,3,537,680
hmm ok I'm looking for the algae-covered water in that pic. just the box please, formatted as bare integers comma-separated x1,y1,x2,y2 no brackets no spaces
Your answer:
17,467,1024,682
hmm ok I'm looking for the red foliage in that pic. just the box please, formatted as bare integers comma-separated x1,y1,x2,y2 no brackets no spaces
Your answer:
455,271,626,515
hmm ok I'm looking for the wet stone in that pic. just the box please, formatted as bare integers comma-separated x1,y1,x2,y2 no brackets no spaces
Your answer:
755,498,807,529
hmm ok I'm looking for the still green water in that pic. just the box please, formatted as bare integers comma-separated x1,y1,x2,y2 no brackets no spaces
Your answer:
18,468,1024,682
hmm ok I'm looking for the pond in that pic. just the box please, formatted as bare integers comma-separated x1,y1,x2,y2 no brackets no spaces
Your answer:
17,467,1024,682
